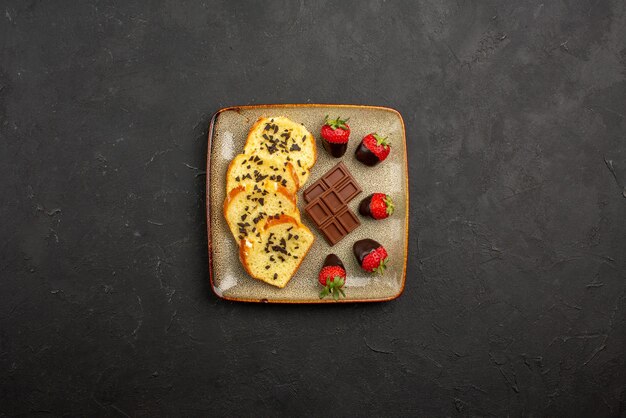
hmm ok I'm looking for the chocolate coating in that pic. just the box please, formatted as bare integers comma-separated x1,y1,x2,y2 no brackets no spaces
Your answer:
355,142,379,166
353,239,380,265
359,194,373,217
323,253,345,269
322,140,348,158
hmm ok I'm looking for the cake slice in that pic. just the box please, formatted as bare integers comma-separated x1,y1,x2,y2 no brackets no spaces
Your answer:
239,215,315,288
226,153,299,195
223,183,299,245
243,116,317,186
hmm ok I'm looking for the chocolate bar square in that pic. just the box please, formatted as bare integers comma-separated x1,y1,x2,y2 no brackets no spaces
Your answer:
319,218,347,246
322,162,350,188
336,207,360,233
320,189,344,214
336,177,362,203
302,180,327,203
304,199,332,226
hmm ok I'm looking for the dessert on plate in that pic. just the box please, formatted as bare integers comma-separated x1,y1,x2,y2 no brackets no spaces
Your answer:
224,116,317,288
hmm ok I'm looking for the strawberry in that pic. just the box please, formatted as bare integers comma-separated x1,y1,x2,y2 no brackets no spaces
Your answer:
354,239,388,274
321,116,350,143
318,266,346,300
362,247,388,274
318,254,346,300
359,193,395,219
320,116,350,157
355,133,391,166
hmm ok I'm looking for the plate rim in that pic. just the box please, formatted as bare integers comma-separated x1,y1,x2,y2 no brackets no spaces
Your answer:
206,104,409,304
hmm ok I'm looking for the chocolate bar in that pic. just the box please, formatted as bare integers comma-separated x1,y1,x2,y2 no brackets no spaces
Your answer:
303,162,362,246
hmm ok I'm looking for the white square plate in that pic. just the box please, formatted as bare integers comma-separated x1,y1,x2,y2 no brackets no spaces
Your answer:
207,104,409,303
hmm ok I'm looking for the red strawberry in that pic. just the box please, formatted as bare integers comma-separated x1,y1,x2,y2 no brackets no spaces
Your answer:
321,116,350,143
321,116,350,158
355,133,391,166
359,193,395,219
354,239,388,274
318,265,346,300
318,254,346,300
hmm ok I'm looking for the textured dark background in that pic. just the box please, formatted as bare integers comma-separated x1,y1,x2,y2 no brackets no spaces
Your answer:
1,0,625,416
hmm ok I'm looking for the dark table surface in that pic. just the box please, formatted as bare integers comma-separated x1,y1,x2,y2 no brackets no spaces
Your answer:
2,1,626,416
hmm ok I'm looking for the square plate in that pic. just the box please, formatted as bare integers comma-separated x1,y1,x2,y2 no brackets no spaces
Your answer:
206,104,409,303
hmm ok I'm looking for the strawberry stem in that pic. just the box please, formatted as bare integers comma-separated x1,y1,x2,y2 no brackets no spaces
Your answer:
374,258,388,275
385,195,395,216
373,133,390,148
319,275,346,300
324,116,349,131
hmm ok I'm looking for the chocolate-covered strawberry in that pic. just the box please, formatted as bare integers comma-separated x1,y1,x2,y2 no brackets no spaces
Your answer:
359,193,395,219
318,254,346,300
355,133,391,166
353,239,388,274
320,116,350,158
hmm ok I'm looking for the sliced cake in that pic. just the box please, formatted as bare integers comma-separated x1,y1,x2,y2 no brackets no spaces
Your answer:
226,153,299,195
243,116,317,186
239,215,315,288
223,184,299,245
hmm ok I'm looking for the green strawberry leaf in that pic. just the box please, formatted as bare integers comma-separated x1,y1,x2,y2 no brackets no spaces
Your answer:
375,258,388,275
325,116,349,131
333,276,344,287
385,196,395,216
320,275,345,300
373,133,390,148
